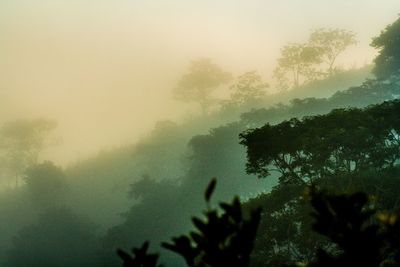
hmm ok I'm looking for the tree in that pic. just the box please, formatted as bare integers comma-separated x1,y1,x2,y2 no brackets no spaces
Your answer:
309,28,357,75
240,100,400,184
274,28,357,90
371,16,400,80
0,119,57,186
229,71,269,106
274,43,322,90
173,58,231,114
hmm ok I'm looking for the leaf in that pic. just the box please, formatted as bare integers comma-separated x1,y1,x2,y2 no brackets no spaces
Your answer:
205,178,217,202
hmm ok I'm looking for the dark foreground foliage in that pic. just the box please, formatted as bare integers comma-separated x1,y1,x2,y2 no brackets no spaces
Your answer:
240,98,400,266
117,181,400,267
117,179,261,267
304,186,400,267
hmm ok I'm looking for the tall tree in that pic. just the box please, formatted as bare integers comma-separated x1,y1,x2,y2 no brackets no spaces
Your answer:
309,28,357,75
173,58,231,114
371,16,400,80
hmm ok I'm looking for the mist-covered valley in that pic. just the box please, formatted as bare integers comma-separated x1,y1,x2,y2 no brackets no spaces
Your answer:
1,1,400,267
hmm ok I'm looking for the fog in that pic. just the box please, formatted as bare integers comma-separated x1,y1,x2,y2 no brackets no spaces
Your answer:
0,0,398,164
0,2,400,266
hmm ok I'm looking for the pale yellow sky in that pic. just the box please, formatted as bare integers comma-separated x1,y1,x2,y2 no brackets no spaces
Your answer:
0,1,398,164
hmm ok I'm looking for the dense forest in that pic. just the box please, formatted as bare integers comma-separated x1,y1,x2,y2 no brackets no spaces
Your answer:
1,6,400,267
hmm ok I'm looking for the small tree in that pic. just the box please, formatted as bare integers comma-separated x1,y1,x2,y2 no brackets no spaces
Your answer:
173,58,231,114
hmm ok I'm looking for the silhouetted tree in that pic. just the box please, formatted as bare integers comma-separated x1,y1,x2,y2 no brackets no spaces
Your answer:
372,16,400,80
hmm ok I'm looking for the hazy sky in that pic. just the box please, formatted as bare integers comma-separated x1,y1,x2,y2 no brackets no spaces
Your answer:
0,1,399,164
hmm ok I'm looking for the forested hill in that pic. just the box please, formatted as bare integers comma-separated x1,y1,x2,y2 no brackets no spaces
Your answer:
0,65,395,267
60,64,378,231
58,63,398,267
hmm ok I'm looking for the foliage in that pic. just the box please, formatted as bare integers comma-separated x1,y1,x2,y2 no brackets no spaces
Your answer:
116,178,400,267
162,179,261,267
117,242,162,267
305,187,381,267
372,16,400,80
173,58,231,114
240,98,400,266
303,185,400,267
104,176,184,253
240,100,400,183
117,179,261,267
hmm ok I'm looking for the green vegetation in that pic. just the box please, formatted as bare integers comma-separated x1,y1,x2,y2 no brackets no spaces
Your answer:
241,100,400,266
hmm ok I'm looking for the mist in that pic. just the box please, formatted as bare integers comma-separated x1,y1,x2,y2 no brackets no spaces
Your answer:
0,0,397,164
1,1,400,267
